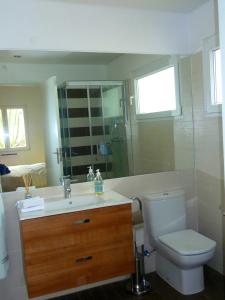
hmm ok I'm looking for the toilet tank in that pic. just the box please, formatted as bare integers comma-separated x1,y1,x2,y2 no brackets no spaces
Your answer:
143,190,186,241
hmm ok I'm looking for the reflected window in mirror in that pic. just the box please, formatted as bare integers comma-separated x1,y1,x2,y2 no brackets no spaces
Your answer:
135,63,181,119
0,106,28,152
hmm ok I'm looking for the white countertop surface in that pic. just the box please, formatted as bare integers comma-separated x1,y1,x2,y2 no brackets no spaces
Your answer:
17,190,132,221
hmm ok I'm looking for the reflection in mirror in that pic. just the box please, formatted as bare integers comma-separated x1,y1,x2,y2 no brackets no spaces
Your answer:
58,81,129,183
0,52,194,191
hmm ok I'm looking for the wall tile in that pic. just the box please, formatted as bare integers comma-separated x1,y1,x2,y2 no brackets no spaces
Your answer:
191,52,224,274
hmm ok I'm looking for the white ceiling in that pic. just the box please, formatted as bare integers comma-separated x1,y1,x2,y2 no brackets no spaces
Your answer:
66,0,210,13
0,51,122,65
0,0,210,64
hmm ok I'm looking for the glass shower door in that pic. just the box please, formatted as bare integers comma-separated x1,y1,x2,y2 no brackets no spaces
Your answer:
58,81,130,182
101,84,129,178
89,85,112,179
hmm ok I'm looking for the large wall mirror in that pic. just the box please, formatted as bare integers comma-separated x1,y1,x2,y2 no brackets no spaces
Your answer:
0,51,194,191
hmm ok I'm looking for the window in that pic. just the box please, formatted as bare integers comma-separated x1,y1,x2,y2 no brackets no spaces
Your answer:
203,34,222,113
135,65,180,118
212,48,222,105
0,106,28,151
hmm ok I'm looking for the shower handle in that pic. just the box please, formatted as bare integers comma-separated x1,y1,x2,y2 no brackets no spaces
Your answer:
53,147,63,164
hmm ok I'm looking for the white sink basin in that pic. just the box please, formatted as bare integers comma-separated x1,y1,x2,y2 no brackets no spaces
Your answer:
45,194,105,211
17,191,133,220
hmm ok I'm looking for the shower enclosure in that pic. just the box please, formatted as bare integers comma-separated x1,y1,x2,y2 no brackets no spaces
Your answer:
58,81,130,182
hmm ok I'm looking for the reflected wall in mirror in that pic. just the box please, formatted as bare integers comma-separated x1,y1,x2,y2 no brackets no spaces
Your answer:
0,52,194,191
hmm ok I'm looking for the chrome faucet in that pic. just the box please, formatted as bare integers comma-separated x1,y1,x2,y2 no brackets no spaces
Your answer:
60,176,79,198
61,176,71,199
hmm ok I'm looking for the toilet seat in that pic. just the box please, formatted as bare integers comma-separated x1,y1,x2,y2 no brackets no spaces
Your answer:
158,230,216,256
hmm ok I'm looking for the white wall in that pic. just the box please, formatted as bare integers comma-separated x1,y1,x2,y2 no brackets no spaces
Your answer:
0,0,190,55
107,54,169,79
0,62,108,85
218,0,225,274
191,51,224,273
187,0,216,53
0,1,217,56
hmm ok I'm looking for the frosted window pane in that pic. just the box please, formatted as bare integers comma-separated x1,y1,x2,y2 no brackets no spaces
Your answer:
7,108,26,148
137,66,176,114
0,110,5,149
214,49,222,105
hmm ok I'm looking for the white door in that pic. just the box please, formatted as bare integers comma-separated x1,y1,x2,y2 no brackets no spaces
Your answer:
42,76,63,186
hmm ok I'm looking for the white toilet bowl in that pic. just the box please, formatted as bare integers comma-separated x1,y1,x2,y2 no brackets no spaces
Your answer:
157,229,216,269
155,229,216,295
142,190,216,295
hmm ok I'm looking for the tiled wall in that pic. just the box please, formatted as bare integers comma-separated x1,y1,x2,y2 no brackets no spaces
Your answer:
174,56,195,171
132,119,175,174
191,52,224,273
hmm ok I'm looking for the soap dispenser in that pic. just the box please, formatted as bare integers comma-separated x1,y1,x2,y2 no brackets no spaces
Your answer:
94,169,104,195
87,166,95,182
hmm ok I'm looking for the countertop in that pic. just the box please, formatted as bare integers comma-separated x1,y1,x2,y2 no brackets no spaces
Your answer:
17,190,132,221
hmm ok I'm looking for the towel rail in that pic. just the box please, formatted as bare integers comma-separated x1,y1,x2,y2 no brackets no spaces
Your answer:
130,196,142,211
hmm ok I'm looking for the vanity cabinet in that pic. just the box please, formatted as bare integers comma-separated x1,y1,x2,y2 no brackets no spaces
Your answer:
20,204,135,298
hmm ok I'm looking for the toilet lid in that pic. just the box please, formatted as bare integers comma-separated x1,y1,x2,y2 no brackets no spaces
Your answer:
158,230,216,256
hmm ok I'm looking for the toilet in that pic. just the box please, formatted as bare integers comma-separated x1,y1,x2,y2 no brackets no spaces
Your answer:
142,190,216,295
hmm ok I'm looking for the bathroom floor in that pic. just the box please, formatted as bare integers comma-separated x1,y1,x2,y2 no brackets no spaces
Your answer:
51,267,225,300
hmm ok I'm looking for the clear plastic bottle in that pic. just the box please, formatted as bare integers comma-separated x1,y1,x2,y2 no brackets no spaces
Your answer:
87,166,95,182
94,169,104,195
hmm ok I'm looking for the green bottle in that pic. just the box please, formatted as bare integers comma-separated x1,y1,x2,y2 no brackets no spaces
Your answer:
94,169,104,195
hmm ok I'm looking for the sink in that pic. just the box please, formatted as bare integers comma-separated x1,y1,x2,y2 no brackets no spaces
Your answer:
17,190,133,220
44,194,105,211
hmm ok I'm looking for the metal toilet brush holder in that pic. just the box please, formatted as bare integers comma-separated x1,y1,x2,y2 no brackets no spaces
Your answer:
129,245,152,296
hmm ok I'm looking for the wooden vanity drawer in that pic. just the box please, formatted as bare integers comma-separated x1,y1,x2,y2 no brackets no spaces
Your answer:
21,204,132,254
20,203,135,298
26,243,135,297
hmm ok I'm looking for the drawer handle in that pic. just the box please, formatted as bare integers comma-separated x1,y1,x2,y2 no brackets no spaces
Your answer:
73,218,90,225
75,256,92,263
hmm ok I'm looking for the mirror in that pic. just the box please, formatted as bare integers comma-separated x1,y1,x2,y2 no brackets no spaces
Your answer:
0,51,194,191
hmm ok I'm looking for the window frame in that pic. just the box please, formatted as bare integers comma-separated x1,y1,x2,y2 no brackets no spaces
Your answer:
203,34,222,114
134,59,181,120
0,105,30,153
